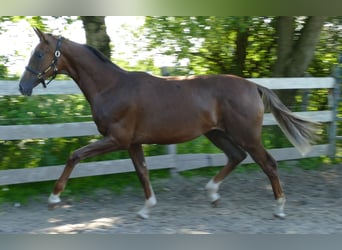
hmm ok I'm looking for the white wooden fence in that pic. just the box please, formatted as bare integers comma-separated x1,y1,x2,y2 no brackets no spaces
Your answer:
0,77,337,185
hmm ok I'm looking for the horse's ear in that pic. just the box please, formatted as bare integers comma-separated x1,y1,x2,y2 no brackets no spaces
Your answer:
33,27,47,42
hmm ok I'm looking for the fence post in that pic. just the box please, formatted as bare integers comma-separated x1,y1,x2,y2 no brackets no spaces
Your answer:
161,66,179,175
329,53,342,157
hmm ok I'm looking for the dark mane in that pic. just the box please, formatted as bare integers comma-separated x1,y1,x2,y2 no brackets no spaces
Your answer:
83,44,111,63
83,44,126,72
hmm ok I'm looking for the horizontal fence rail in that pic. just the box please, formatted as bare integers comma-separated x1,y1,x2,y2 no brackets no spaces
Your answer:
0,77,337,186
0,111,333,140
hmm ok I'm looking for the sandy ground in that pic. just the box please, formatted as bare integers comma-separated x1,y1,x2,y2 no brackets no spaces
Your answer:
1,165,342,234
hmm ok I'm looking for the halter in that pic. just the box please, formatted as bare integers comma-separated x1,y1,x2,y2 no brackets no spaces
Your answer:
25,37,63,88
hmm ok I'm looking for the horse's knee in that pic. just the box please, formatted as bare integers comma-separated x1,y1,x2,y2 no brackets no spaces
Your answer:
68,151,81,165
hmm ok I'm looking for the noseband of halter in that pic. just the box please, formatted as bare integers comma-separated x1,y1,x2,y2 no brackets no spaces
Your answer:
25,37,63,88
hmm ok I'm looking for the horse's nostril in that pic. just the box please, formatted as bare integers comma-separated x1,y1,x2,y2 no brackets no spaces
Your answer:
19,83,26,94
18,83,32,96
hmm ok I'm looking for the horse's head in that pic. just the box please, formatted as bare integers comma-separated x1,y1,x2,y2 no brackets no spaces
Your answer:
19,27,62,96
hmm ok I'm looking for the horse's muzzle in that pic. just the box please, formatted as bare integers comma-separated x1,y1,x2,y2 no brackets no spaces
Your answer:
19,82,33,96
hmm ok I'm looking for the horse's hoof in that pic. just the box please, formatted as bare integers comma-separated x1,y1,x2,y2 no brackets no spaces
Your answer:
137,210,149,219
274,197,286,219
273,212,286,219
211,199,220,208
47,193,61,210
136,195,156,219
48,202,61,210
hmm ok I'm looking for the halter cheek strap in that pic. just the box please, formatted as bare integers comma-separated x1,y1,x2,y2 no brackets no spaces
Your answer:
25,37,63,88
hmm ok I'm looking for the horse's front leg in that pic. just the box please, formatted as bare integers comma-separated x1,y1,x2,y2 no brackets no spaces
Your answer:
128,144,156,219
48,137,119,208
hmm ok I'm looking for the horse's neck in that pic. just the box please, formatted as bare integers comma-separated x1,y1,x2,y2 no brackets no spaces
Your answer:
62,42,125,103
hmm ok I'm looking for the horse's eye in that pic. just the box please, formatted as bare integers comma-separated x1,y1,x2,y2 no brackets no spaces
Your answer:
35,51,44,59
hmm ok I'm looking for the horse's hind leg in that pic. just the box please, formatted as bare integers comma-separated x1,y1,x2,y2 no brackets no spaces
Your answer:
204,130,247,206
245,144,286,218
128,144,156,219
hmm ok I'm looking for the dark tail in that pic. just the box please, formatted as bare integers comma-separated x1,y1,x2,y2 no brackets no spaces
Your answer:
257,85,321,155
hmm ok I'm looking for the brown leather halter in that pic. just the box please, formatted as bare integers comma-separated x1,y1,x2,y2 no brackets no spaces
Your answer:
25,37,63,88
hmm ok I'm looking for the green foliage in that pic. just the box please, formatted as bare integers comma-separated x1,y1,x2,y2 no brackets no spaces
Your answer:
0,56,8,79
145,16,271,76
177,136,221,154
144,16,340,78
308,18,342,77
0,94,91,125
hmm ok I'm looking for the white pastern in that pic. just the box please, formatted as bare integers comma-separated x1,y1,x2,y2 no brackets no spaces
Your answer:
48,193,61,204
137,194,157,219
205,179,222,202
274,197,286,218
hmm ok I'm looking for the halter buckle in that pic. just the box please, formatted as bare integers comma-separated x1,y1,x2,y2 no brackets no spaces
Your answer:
55,50,61,58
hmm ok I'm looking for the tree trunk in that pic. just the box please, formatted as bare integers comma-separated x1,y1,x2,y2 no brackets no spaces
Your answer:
286,16,326,76
272,16,326,107
273,16,326,77
231,28,249,76
273,16,294,77
80,16,111,58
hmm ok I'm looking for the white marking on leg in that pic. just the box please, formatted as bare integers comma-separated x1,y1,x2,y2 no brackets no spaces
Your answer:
274,196,286,218
137,185,157,219
205,179,221,202
137,194,157,219
48,193,61,204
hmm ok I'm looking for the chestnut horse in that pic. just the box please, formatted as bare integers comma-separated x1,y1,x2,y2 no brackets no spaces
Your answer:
19,28,319,219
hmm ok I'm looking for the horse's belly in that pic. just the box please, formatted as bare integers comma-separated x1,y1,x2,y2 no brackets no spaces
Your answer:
133,112,217,144
133,130,203,145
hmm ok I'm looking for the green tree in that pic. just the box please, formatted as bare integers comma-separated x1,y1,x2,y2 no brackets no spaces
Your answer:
144,16,340,79
144,16,261,76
